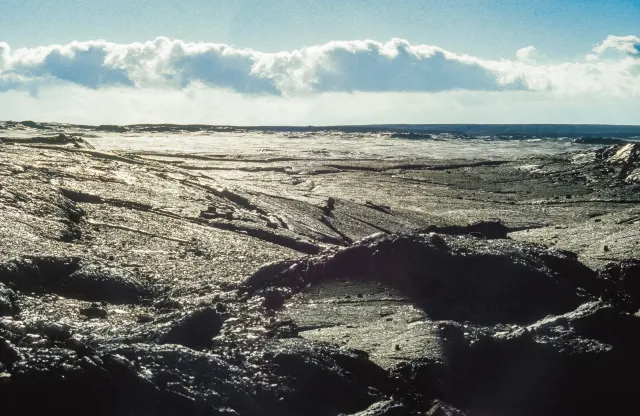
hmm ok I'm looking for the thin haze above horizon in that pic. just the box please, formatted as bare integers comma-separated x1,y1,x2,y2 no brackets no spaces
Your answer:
0,0,639,125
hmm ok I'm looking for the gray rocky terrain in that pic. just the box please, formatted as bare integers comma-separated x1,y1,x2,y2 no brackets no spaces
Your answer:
1,131,639,415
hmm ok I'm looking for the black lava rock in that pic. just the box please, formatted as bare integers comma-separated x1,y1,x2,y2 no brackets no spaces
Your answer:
158,307,223,349
263,289,286,310
0,283,17,316
349,400,412,416
80,305,109,319
246,233,592,325
62,263,147,304
0,338,21,369
0,258,147,304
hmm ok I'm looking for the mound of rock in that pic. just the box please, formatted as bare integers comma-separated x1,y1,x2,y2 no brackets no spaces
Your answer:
0,338,402,416
0,257,148,304
241,233,640,415
388,301,640,416
597,143,640,183
0,283,17,316
158,307,223,349
598,258,640,311
247,233,596,325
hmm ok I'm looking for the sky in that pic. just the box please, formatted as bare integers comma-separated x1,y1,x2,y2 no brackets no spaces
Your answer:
0,0,639,125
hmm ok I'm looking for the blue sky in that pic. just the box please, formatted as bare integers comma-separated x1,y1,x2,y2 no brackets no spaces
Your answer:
0,0,639,124
2,0,639,58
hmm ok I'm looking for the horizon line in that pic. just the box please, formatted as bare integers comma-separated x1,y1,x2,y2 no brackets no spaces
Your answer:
4,121,640,128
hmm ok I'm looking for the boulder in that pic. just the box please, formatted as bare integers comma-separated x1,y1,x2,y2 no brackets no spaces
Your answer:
0,257,147,304
62,263,147,304
158,307,223,349
348,400,411,416
0,283,17,316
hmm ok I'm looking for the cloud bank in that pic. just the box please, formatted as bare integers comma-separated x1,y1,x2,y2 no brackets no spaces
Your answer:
0,36,638,97
0,35,639,125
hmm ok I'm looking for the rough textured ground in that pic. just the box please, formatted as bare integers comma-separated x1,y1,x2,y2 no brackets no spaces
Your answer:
1,132,639,415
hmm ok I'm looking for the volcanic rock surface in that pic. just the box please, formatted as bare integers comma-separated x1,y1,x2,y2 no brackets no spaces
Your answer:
1,133,639,415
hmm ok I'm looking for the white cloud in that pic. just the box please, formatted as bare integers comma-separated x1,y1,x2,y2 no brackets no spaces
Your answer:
489,58,640,97
1,38,510,94
516,46,542,64
592,35,640,57
0,42,9,71
0,36,639,124
0,36,639,97
250,38,505,94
